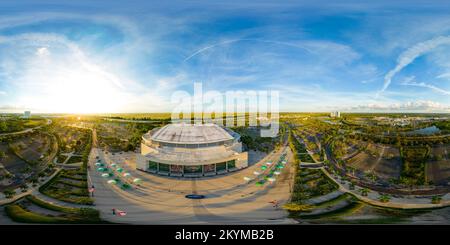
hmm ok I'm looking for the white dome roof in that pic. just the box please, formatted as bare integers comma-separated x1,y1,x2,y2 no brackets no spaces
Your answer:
149,123,234,144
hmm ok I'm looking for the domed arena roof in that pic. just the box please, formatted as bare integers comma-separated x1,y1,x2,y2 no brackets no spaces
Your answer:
149,123,234,144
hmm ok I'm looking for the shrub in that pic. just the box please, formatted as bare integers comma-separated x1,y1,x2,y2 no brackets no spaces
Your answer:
360,188,369,196
379,194,390,203
3,188,16,198
431,196,442,204
5,205,67,223
26,195,99,218
20,184,28,192
282,203,313,212
5,203,101,224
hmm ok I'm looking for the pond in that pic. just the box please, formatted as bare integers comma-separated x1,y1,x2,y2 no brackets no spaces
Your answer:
323,120,340,125
407,126,441,135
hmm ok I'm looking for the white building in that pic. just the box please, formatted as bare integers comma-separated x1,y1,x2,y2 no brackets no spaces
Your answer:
136,123,248,177
330,111,340,118
23,111,31,118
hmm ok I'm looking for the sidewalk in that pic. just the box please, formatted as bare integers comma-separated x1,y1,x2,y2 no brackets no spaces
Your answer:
294,131,450,209
0,168,61,206
322,169,450,209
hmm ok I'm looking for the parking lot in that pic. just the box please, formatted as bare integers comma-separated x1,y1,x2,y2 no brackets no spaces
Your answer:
87,144,296,224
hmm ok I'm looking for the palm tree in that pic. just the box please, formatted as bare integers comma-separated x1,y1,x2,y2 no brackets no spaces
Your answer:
348,166,356,176
3,188,15,198
4,172,13,179
349,182,355,190
20,184,28,193
431,196,442,204
0,151,6,160
31,177,39,187
360,188,369,196
364,171,377,182
379,194,390,203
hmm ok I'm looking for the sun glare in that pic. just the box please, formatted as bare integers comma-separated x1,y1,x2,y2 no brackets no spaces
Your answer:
15,45,131,113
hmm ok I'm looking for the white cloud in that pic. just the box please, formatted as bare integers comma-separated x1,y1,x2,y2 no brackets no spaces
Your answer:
267,83,385,112
0,8,447,114
347,100,450,112
400,77,450,95
0,12,141,41
0,33,141,113
36,47,49,56
436,72,450,79
379,35,450,95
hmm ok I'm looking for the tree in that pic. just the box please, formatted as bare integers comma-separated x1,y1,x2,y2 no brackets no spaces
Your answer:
3,188,16,198
0,151,5,160
349,182,355,190
31,177,39,186
360,188,369,196
20,184,28,192
282,203,313,212
125,143,135,152
0,121,7,132
431,196,442,204
5,172,13,179
379,194,390,203
364,171,377,182
347,166,356,176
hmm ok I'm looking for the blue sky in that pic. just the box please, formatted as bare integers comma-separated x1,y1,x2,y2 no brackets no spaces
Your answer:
0,0,449,113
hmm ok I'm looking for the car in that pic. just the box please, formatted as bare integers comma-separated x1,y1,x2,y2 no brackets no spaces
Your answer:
185,194,205,199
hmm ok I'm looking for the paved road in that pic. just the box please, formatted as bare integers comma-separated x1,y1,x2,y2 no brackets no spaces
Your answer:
1,123,297,224
293,130,450,209
321,168,450,209
0,119,52,137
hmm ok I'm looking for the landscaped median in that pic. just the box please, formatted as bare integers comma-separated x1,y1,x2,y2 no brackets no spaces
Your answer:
4,195,104,224
39,168,93,205
284,130,363,220
283,166,354,219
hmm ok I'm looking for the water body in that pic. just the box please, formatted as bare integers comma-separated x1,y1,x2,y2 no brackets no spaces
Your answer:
323,120,340,125
407,126,441,136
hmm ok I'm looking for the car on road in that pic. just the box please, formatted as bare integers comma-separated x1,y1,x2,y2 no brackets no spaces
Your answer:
185,194,205,199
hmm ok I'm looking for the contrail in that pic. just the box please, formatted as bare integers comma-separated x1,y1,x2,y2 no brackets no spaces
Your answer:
183,39,242,62
183,38,313,62
401,78,450,95
378,35,450,97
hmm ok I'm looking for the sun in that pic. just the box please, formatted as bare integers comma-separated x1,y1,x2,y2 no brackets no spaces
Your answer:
16,45,132,113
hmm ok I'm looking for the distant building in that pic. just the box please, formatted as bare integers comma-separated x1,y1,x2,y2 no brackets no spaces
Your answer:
23,111,31,118
330,111,340,118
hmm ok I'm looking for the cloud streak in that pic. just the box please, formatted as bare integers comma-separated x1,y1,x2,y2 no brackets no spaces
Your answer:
0,33,127,89
348,100,450,112
183,38,314,62
400,77,450,95
379,35,450,95
0,2,449,113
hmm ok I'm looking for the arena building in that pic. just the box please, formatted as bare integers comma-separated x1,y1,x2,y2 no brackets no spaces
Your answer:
136,123,248,177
